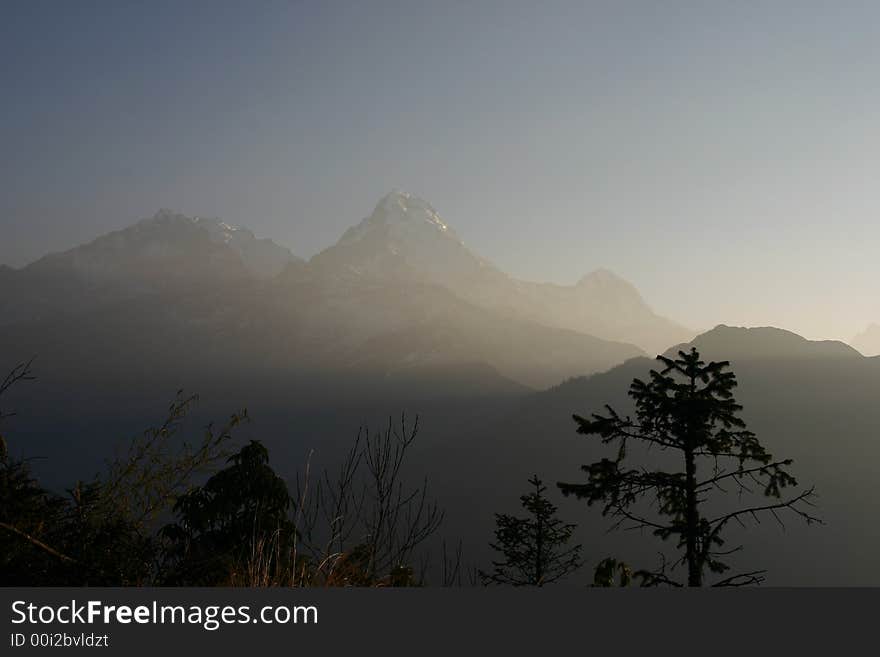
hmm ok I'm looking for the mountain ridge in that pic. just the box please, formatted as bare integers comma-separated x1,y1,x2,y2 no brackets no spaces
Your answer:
0,197,652,390
666,324,862,361
2,191,691,361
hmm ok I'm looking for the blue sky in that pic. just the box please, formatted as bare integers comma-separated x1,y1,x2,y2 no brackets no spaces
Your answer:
2,1,878,340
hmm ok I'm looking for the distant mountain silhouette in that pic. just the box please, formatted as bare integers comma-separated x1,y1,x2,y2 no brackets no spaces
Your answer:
666,324,862,361
851,323,880,357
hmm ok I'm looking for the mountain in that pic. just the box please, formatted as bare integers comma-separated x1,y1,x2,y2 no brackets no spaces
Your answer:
310,191,491,286
0,209,300,325
0,200,649,393
0,194,684,387
852,323,880,357
0,194,659,514
311,191,694,355
300,278,644,388
27,208,299,283
259,265,643,388
483,268,691,357
193,214,302,279
668,324,862,362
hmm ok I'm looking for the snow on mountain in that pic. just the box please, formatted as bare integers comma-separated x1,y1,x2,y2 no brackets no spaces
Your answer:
339,190,458,243
0,194,689,387
22,209,298,283
0,210,301,327
311,190,498,287
190,214,301,279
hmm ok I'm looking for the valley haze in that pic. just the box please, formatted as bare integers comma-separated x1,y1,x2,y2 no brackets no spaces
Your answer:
2,2,879,594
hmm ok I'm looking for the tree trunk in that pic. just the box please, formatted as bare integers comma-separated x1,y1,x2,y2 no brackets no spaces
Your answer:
684,446,701,586
535,509,543,586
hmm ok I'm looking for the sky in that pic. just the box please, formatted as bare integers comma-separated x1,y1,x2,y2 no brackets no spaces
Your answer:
2,1,878,341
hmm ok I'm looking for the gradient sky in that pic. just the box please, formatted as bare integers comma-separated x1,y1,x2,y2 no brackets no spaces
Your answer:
2,1,878,341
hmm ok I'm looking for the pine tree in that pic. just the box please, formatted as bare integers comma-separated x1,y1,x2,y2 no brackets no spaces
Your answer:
558,348,820,586
160,440,294,585
480,475,583,586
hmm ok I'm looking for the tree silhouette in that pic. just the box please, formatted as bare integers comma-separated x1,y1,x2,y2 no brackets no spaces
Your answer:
558,348,820,586
0,359,74,583
2,367,444,587
592,557,633,587
0,359,35,458
292,415,445,587
480,475,583,586
1,359,153,584
160,440,293,585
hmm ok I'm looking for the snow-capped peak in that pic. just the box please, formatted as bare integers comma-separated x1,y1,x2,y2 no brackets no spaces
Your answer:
129,209,296,278
313,191,492,286
144,210,248,242
375,190,450,231
193,217,254,245
340,190,460,245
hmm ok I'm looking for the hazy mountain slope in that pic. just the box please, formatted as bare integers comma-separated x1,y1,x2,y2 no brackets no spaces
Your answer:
852,323,880,357
0,210,300,326
311,191,693,353
480,268,692,357
30,209,301,282
668,324,862,361
342,295,644,389
0,251,642,403
1,199,654,390
263,272,644,388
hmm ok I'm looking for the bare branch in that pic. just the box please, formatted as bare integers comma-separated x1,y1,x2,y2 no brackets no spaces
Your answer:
0,520,76,564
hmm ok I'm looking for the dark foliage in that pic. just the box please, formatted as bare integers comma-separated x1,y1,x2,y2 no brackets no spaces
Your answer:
1,361,246,585
592,557,633,587
2,361,443,587
160,440,294,585
480,475,583,586
558,348,820,586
